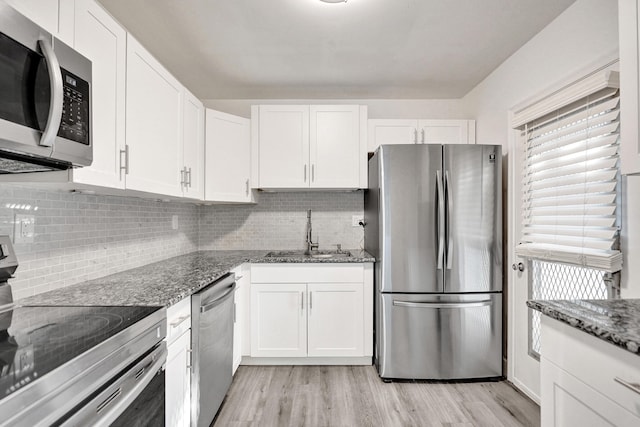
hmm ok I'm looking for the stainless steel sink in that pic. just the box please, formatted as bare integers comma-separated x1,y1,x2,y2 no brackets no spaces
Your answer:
265,250,352,259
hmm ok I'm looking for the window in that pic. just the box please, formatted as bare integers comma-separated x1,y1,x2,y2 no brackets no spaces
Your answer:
512,70,621,358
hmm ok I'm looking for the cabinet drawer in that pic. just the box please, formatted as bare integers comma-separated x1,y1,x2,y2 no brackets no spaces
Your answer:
167,296,191,344
251,263,364,283
541,316,640,416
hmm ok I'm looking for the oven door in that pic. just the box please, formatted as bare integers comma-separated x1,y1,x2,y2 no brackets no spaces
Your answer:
59,343,167,427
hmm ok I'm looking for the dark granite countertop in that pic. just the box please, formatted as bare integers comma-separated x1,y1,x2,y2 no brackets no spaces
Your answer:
20,249,374,308
527,299,640,356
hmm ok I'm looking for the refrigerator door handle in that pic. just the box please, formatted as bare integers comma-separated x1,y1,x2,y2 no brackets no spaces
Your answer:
392,300,492,309
436,170,445,269
445,170,453,270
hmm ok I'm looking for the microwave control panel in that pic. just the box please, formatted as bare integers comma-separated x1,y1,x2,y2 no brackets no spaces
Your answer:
58,68,90,146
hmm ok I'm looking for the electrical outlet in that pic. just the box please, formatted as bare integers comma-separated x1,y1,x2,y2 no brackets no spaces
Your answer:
14,214,35,243
172,215,179,230
352,215,363,227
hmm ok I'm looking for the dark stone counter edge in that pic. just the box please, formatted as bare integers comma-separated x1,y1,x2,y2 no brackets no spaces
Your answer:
527,300,640,356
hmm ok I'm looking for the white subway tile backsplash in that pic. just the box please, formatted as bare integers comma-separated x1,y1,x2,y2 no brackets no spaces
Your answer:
198,191,365,251
0,184,365,301
0,184,199,300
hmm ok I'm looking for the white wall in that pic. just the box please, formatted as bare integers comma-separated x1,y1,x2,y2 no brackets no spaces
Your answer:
203,99,470,120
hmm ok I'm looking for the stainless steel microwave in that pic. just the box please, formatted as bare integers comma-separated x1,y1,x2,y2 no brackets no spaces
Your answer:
0,3,92,173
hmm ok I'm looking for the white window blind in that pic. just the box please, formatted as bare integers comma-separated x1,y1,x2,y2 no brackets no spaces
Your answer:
515,81,622,273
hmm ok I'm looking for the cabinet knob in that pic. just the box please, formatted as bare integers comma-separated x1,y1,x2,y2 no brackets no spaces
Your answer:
511,262,525,272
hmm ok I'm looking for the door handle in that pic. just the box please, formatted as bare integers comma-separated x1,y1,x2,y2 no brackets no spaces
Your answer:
38,38,63,148
614,377,640,395
436,170,445,269
445,170,453,270
512,262,525,272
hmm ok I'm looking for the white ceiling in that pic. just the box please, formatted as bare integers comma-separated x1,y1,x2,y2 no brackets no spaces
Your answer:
98,0,576,99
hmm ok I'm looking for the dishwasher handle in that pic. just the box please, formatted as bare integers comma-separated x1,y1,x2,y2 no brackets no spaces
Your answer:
200,282,237,314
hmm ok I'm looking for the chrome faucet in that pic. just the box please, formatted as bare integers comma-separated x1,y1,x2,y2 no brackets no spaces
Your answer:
305,209,319,254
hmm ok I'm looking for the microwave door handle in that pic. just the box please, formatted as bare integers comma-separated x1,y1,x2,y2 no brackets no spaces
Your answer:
37,38,63,148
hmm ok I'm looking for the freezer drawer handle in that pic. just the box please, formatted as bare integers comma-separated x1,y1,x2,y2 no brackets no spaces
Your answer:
200,282,237,313
393,300,492,309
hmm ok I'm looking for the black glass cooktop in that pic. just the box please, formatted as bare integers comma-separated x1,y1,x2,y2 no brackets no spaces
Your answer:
0,305,161,400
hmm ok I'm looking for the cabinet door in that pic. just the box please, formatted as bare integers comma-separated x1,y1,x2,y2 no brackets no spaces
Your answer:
72,0,127,189
125,35,184,197
417,120,475,145
6,0,73,45
257,105,309,188
166,330,191,427
250,283,307,357
619,0,640,174
309,105,361,188
307,283,364,357
232,279,242,374
182,90,205,200
205,110,251,202
367,119,418,152
541,358,640,426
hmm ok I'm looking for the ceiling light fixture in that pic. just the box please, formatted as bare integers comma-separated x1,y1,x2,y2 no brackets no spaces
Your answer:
320,0,347,3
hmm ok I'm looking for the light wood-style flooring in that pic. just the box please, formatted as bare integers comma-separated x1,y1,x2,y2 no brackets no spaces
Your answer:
213,366,539,427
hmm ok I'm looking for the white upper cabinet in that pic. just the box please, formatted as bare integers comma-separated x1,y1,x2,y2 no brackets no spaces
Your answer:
255,105,310,188
7,0,74,46
619,0,640,175
71,0,127,189
125,35,184,197
368,119,476,152
205,110,252,203
309,105,362,188
252,105,367,189
182,90,205,199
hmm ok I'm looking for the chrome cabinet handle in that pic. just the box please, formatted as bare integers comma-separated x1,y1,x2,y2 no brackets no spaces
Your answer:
614,377,640,395
37,38,63,148
436,170,445,269
304,164,307,182
309,292,313,310
180,167,185,186
170,315,190,329
421,128,425,144
393,300,492,309
186,348,192,369
311,164,315,182
120,145,129,176
187,167,192,187
445,170,453,270
413,128,418,144
233,302,237,323
245,179,250,196
511,262,525,272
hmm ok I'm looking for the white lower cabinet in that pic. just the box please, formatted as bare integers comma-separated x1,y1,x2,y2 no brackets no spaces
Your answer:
249,263,373,362
307,283,364,357
165,297,191,427
166,330,191,427
231,264,250,374
540,316,640,426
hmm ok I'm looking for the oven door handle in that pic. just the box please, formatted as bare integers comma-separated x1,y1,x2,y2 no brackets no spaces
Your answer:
37,38,63,149
60,344,167,427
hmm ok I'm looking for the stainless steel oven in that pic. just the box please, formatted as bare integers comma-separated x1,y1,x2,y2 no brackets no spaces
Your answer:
0,2,92,173
0,305,166,427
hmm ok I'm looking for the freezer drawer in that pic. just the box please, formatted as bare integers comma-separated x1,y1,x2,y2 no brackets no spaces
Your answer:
376,293,502,380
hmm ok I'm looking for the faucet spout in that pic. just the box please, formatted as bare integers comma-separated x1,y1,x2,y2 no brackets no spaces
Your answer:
305,209,319,254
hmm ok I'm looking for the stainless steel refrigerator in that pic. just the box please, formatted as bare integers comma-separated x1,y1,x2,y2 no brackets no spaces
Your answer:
364,144,502,380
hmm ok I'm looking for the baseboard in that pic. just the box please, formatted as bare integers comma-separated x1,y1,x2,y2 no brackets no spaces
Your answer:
241,356,373,366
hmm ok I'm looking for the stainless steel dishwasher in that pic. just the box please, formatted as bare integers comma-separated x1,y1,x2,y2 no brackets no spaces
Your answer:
191,273,236,427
